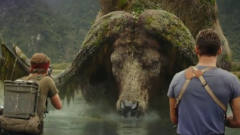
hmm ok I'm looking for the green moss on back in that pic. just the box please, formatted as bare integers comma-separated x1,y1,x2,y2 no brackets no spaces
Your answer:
117,0,128,8
131,1,145,15
200,0,215,6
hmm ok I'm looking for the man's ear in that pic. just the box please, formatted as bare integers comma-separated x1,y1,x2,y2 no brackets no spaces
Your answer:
195,46,200,55
217,47,222,55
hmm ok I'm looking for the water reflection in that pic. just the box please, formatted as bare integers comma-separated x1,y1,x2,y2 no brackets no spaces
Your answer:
44,96,239,135
43,91,176,135
0,82,239,135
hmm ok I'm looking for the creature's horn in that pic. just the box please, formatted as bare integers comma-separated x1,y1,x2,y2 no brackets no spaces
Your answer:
0,44,29,80
54,11,135,100
139,10,197,71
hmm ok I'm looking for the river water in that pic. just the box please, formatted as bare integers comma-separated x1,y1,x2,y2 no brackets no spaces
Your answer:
0,82,239,135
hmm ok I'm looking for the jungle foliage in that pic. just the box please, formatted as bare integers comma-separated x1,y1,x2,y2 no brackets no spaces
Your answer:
0,0,99,62
218,0,240,61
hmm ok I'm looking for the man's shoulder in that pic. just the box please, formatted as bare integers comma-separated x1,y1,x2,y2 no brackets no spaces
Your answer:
17,75,29,81
215,68,236,79
39,76,55,85
170,70,186,85
173,70,185,79
41,76,53,81
172,67,237,82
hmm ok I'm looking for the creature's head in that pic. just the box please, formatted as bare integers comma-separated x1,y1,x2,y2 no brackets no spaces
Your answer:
64,10,196,117
111,33,162,116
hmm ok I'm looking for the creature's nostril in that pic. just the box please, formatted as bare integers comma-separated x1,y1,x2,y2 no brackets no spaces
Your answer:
120,101,125,109
120,100,138,111
131,102,138,110
119,100,141,118
118,100,142,118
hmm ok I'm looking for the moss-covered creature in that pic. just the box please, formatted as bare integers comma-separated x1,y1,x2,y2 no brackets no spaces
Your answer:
0,0,231,117
54,10,196,116
0,44,29,81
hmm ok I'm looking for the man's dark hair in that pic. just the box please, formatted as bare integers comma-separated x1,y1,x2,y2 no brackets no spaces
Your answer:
196,29,221,56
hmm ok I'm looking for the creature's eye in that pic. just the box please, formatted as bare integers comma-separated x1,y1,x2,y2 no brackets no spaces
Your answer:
111,57,123,69
112,60,123,68
111,53,125,69
142,60,160,71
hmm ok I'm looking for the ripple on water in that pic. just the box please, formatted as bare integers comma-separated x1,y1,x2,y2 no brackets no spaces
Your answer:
43,93,176,135
43,94,240,135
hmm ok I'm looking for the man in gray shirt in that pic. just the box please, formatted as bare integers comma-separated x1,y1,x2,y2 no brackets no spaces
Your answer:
168,29,240,135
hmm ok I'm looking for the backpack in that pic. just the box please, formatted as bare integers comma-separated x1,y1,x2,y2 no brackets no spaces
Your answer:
0,79,43,135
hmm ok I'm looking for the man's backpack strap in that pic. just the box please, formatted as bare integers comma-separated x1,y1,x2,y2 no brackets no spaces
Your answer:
192,67,227,112
175,67,194,108
175,66,218,109
175,79,191,109
25,75,43,115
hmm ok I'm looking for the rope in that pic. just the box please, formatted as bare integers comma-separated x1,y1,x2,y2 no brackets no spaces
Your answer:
11,58,18,80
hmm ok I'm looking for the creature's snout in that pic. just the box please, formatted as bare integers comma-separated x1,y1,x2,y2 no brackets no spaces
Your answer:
118,100,142,118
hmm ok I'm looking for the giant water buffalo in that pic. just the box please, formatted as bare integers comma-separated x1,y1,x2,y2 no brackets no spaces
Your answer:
0,0,231,117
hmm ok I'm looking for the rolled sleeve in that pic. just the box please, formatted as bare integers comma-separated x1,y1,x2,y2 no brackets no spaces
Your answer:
46,77,59,98
167,74,178,98
231,75,240,99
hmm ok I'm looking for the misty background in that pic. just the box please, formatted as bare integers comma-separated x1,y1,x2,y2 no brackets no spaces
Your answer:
0,0,99,62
